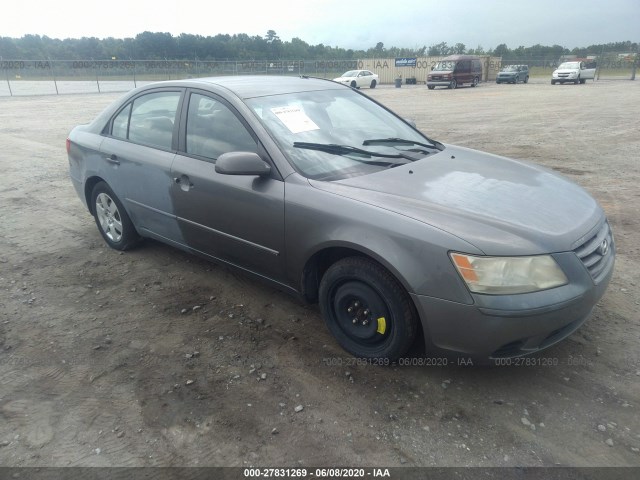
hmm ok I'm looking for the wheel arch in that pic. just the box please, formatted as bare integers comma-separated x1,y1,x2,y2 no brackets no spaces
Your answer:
84,175,107,215
300,243,413,304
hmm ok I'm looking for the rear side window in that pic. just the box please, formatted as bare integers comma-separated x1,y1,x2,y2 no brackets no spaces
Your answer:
111,91,181,150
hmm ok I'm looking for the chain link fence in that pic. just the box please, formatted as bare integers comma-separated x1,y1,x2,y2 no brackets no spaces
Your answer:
0,59,365,96
1,54,636,96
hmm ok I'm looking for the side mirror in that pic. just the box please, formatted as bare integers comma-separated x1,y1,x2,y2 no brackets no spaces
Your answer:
215,152,271,177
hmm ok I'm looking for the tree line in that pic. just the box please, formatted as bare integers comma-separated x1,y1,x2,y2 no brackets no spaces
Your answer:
0,31,637,61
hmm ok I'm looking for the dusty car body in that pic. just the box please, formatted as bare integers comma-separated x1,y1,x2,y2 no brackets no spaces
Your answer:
67,76,615,362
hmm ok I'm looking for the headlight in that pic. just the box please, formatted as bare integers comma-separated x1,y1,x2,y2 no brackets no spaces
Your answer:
450,253,568,294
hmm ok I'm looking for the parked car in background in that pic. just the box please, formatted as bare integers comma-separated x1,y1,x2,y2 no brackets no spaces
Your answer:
427,55,483,89
496,65,529,84
67,76,614,362
551,61,596,84
333,70,378,89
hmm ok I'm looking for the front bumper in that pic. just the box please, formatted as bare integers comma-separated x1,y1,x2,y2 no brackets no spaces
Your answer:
427,80,452,87
411,247,615,361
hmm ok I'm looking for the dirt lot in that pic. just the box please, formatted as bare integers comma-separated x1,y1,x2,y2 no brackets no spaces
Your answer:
0,79,639,468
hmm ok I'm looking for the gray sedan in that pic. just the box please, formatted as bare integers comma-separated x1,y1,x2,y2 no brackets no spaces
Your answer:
67,76,615,362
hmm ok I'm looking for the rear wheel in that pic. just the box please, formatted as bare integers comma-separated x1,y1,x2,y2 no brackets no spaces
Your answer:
319,257,418,360
370,79,377,88
91,181,140,251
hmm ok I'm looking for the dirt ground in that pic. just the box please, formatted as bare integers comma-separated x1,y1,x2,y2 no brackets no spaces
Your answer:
0,78,639,468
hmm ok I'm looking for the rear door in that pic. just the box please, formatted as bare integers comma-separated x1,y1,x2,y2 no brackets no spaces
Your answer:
170,90,286,281
100,88,184,242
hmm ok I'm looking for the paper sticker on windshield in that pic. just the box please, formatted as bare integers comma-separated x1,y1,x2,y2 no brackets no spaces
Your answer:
271,106,319,134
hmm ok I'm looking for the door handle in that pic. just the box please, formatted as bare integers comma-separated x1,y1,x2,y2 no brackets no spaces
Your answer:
174,175,194,191
104,154,120,165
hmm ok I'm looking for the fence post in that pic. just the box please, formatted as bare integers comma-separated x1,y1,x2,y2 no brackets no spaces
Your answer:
133,60,137,88
5,66,12,97
50,59,59,94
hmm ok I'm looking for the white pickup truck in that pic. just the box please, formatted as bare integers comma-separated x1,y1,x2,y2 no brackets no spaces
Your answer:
551,61,596,84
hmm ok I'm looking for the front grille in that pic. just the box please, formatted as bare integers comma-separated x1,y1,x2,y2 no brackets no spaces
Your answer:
573,222,614,284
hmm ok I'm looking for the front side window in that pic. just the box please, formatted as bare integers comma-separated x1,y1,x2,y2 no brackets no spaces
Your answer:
185,93,257,160
123,91,181,150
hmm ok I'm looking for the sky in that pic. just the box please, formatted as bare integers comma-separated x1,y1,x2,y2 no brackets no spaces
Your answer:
1,0,638,51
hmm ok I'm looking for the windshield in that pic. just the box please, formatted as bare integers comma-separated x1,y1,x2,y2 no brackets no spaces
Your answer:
502,65,519,72
341,70,358,77
432,61,455,71
246,89,440,180
559,62,580,69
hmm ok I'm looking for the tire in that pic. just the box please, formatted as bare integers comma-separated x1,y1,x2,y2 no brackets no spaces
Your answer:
580,78,586,84
91,181,140,251
551,80,556,85
319,257,418,360
513,76,519,84
427,85,435,90
575,76,580,85
471,76,479,87
496,81,501,84
350,80,357,88
449,79,457,89
524,76,529,83
370,80,377,88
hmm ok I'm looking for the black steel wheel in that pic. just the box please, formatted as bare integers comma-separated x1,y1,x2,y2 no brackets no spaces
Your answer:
91,181,140,251
319,257,418,360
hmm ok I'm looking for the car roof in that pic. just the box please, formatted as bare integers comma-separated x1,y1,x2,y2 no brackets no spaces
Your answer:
150,75,345,99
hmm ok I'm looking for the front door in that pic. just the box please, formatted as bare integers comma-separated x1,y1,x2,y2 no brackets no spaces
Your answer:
170,91,286,282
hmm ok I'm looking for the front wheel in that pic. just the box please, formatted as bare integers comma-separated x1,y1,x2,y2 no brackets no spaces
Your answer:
427,85,435,90
551,80,556,85
574,76,581,85
91,181,140,251
580,78,587,84
319,257,418,360
350,80,357,88
524,76,529,83
370,79,377,88
449,79,457,89
471,76,479,87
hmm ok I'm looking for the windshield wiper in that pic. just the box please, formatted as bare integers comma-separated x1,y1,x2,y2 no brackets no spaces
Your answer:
293,142,422,163
362,137,440,151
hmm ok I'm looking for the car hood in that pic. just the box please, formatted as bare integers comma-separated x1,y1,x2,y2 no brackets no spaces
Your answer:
333,77,354,82
308,145,602,255
429,70,453,75
498,71,517,75
554,68,579,73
